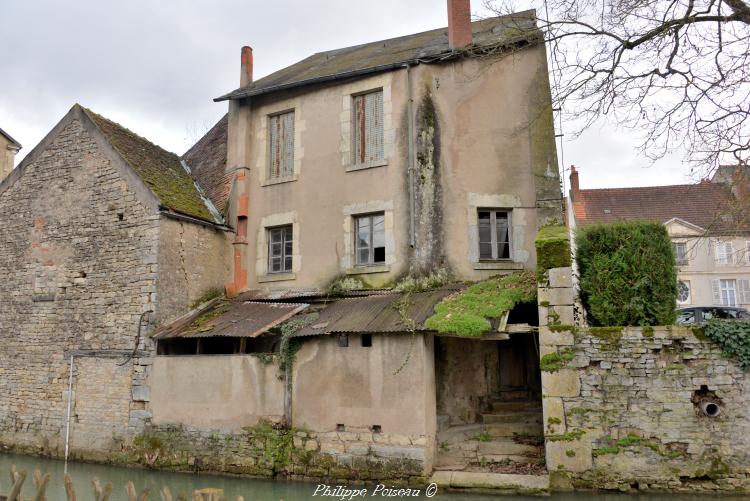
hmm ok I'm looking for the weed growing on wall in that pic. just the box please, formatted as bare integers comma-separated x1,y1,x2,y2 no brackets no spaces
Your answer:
703,319,750,369
576,221,677,326
425,271,536,337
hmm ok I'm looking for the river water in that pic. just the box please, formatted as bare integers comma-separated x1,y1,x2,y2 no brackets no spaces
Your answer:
0,453,747,500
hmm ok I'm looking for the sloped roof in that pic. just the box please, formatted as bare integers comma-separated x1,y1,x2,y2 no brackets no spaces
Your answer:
154,299,308,339
295,287,462,337
182,114,232,213
216,10,540,101
83,107,215,222
0,127,21,149
573,182,750,234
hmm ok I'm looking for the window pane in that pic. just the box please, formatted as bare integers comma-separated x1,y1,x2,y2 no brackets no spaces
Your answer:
356,219,371,250
373,246,385,263
479,242,493,259
358,248,370,265
478,211,492,259
284,256,293,272
271,257,281,273
372,215,385,248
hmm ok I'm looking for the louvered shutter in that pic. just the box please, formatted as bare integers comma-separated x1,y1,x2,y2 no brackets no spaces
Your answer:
739,279,750,305
726,242,734,265
269,111,294,178
282,111,295,177
711,279,721,305
353,91,384,165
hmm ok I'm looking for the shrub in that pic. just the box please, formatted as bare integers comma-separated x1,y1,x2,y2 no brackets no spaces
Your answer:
576,221,677,326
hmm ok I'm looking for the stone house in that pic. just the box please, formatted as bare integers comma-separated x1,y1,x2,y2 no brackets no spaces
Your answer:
569,166,750,309
0,104,231,457
144,0,562,489
0,126,22,181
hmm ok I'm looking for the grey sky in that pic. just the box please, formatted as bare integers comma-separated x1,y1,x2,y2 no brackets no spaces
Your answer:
0,0,691,190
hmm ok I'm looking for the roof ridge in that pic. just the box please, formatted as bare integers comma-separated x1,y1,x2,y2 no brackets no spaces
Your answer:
579,182,722,192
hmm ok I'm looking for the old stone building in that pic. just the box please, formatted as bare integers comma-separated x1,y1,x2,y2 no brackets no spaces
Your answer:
0,104,231,457
0,126,21,181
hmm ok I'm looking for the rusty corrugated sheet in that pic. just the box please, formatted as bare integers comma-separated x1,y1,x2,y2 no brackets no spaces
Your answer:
295,287,462,337
155,301,308,339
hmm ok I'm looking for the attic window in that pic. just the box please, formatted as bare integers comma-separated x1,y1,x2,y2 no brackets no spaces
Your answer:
361,334,372,347
268,111,295,179
352,90,384,166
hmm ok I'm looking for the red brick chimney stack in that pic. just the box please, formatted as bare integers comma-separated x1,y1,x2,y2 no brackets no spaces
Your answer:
569,165,580,200
448,0,473,49
240,46,253,87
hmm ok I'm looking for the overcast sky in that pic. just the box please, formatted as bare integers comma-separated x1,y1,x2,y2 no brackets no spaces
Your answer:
0,0,693,190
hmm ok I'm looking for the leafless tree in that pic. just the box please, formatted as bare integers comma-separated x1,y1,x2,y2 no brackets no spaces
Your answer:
485,0,750,175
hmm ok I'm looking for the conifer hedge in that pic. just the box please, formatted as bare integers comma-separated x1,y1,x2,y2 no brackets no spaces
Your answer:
576,221,677,326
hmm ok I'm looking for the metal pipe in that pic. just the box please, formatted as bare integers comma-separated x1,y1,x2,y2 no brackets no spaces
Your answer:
404,63,416,248
701,401,721,417
64,355,75,474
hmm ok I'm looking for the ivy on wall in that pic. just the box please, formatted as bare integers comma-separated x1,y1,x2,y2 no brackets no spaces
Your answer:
576,221,677,326
703,319,750,370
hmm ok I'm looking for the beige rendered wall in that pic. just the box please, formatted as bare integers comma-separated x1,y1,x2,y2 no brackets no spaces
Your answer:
150,355,285,430
156,217,232,325
668,223,750,308
293,333,436,441
226,44,560,290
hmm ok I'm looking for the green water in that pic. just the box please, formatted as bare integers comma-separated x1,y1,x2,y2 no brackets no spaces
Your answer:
0,453,747,500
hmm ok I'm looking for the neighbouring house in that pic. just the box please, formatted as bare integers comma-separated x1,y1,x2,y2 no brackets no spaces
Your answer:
0,126,22,181
144,0,562,488
569,166,750,309
0,104,231,457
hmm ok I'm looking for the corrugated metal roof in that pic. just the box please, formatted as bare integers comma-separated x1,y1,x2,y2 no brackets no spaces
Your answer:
215,11,540,102
155,301,308,339
294,287,462,337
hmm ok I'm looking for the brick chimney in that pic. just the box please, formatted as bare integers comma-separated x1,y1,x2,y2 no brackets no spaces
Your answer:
448,0,472,49
569,165,580,201
240,46,253,87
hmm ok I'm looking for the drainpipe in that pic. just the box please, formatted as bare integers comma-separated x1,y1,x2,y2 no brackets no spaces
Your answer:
404,63,416,248
64,355,75,474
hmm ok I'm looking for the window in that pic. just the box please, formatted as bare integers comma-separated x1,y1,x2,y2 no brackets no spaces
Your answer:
353,91,384,166
677,280,691,304
355,213,385,266
361,334,372,347
478,210,511,260
740,279,750,304
267,225,293,273
673,242,688,266
713,279,737,306
715,241,734,265
268,111,295,179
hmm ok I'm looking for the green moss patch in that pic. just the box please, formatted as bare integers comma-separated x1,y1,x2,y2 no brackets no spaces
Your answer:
546,429,585,442
535,224,571,279
424,271,536,337
540,349,575,372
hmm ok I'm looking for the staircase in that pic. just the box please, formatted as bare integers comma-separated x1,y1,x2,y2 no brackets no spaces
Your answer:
435,400,544,472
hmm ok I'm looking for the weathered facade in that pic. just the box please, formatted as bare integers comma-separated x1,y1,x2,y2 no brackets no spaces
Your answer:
0,105,231,458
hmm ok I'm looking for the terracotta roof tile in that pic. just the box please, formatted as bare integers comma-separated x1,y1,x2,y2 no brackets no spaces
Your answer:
573,182,750,234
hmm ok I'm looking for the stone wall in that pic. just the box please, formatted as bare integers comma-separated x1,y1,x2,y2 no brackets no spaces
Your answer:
0,118,158,456
156,217,232,326
540,266,750,493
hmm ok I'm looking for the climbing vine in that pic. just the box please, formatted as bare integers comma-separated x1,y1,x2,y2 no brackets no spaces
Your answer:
703,319,750,370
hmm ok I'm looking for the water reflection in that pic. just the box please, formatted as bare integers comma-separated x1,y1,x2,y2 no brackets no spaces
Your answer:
0,453,746,500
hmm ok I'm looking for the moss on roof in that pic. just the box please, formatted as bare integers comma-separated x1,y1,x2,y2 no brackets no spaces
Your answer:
83,108,214,222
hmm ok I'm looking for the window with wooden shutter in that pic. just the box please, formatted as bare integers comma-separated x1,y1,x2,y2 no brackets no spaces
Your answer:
269,111,295,179
353,91,384,166
715,241,733,265
711,279,721,305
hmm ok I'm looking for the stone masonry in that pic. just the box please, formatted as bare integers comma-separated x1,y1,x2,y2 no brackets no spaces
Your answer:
540,265,750,493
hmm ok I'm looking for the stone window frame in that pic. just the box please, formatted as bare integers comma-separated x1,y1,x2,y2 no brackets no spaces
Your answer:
339,75,393,172
255,99,305,187
466,193,526,271
267,109,296,182
354,212,386,267
257,211,300,283
477,208,512,261
266,224,293,274
341,200,395,274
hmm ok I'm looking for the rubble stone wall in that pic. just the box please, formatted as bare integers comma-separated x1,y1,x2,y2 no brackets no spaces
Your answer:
0,118,157,456
539,266,750,493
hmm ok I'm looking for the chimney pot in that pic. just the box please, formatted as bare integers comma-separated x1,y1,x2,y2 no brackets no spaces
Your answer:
569,165,580,200
240,46,253,87
448,0,472,49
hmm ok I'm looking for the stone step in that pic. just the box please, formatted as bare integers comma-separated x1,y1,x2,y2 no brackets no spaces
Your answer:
476,440,541,457
485,422,543,438
482,411,543,424
489,401,542,413
479,454,540,463
429,471,549,495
